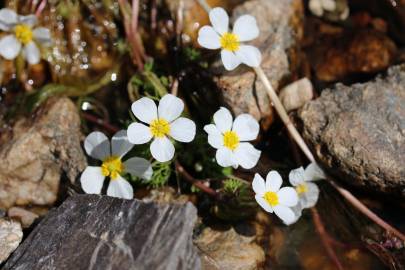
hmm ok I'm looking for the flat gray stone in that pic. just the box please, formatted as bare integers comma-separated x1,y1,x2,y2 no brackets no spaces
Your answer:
4,195,200,270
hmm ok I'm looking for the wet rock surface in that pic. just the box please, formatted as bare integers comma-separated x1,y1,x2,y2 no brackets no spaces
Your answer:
4,194,200,270
299,64,405,196
0,218,23,264
0,97,86,209
213,0,304,129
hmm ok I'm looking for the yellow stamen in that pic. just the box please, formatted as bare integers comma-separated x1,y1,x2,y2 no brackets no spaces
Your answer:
150,118,170,138
263,191,279,207
14,24,33,45
220,32,240,52
223,130,240,150
101,156,124,180
296,183,308,194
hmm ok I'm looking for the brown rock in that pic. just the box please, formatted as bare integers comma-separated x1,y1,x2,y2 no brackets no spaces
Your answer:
7,207,39,228
0,218,22,264
0,97,86,209
279,78,314,112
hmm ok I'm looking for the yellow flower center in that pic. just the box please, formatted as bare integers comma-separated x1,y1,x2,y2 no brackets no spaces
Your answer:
150,118,170,138
220,32,240,52
223,130,240,150
296,183,308,195
101,156,124,180
263,191,279,207
14,24,33,45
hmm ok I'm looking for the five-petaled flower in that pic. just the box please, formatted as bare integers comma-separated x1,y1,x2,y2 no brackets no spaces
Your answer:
127,94,196,162
81,130,153,199
0,8,51,64
253,171,299,225
204,107,261,169
197,7,261,71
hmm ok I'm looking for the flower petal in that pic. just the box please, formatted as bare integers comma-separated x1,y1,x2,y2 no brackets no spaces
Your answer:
107,175,134,199
169,117,196,142
304,162,326,181
289,167,305,186
277,187,299,207
234,142,261,169
252,173,266,196
209,7,228,35
266,171,282,192
127,122,153,145
309,0,324,16
291,205,303,224
84,131,110,161
255,195,273,213
300,182,319,208
204,124,223,149
111,130,133,158
232,15,259,42
150,137,175,162
213,107,233,133
18,15,37,27
232,114,259,141
23,41,40,65
0,35,21,60
0,8,17,30
273,205,296,225
322,0,337,11
197,25,221,49
220,50,241,71
235,45,261,67
33,27,52,45
158,94,184,122
215,147,236,167
80,166,105,194
131,97,157,124
124,157,153,180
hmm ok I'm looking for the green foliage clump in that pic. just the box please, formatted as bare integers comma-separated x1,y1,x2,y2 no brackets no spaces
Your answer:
147,161,172,189
223,178,244,194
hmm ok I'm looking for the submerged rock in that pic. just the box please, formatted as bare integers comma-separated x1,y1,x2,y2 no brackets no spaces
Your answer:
0,97,86,209
299,65,405,196
4,195,200,270
0,218,23,264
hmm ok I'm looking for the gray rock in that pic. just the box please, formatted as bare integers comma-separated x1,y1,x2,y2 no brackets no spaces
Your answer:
4,194,201,270
0,218,23,264
299,65,405,196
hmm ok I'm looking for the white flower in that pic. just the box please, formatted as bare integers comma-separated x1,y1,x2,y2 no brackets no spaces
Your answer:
309,0,349,20
197,7,261,71
127,94,196,162
0,8,51,64
288,162,326,222
253,171,299,225
80,130,153,199
204,107,261,169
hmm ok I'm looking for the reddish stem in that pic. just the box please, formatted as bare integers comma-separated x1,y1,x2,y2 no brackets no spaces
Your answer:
82,112,119,134
35,0,47,17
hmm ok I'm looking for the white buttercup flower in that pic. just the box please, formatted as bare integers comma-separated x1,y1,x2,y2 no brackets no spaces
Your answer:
127,94,196,162
80,130,153,199
253,171,299,225
0,8,51,64
204,107,261,169
197,7,261,71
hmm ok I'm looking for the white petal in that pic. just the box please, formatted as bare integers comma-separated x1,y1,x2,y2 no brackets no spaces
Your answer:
220,50,241,71
300,182,319,208
0,8,17,30
252,173,266,196
209,7,228,35
18,15,37,27
131,97,158,124
213,107,233,133
232,15,259,42
273,205,296,225
277,187,299,207
158,94,184,122
169,117,196,142
127,122,153,144
23,42,40,65
322,0,337,11
232,114,259,141
233,142,261,169
80,166,105,194
289,167,305,186
291,205,303,224
204,123,219,135
124,157,153,180
204,124,223,149
84,131,110,161
111,130,133,158
197,25,221,49
0,35,21,60
304,162,326,181
150,137,175,162
255,195,273,213
309,0,324,16
107,175,134,199
265,171,283,192
33,27,52,45
235,45,262,67
215,147,236,167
